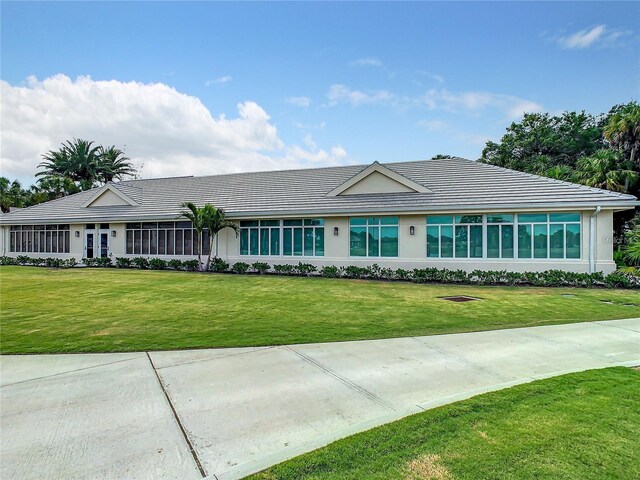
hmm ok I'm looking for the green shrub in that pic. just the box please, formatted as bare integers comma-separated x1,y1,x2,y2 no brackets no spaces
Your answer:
232,262,250,274
395,268,410,280
45,257,64,268
64,258,78,268
295,262,317,276
149,258,168,270
95,257,113,268
0,256,17,266
82,257,98,267
252,262,270,274
182,260,200,271
320,265,341,278
605,272,635,289
343,265,369,279
115,257,133,268
30,257,46,266
16,255,31,265
209,257,229,272
168,259,183,270
132,257,149,269
273,264,295,275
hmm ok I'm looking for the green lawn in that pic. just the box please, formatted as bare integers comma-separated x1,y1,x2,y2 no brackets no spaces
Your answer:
1,266,639,354
250,367,640,480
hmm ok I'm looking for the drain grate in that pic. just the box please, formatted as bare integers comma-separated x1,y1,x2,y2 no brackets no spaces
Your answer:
440,295,480,302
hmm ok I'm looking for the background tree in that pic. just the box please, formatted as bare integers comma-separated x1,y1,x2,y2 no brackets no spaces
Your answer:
574,149,638,193
431,154,453,159
98,146,135,182
481,111,604,172
604,101,640,167
37,138,137,191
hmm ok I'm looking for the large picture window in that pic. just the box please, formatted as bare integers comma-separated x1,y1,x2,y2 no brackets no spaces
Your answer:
126,222,210,256
427,212,581,260
517,213,580,259
9,225,70,254
486,214,514,259
350,217,398,257
240,219,324,256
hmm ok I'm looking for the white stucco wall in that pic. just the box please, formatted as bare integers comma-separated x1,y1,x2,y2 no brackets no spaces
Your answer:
0,208,623,273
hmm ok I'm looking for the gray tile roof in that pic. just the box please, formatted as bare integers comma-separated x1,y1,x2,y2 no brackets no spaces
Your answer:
1,158,637,224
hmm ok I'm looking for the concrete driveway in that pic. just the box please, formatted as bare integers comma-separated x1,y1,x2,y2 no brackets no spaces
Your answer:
2,318,639,480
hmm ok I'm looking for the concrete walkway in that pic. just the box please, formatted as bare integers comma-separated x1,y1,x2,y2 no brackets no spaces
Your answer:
1,318,639,480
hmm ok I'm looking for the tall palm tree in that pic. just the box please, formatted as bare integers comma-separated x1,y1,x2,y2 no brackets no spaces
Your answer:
180,202,207,270
98,146,135,182
203,206,238,271
37,139,102,190
574,149,638,193
604,102,640,166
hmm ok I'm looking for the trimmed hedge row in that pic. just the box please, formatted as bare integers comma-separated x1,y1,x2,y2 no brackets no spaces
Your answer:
2,255,639,288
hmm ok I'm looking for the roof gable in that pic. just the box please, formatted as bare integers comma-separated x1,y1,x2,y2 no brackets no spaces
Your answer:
82,184,139,208
326,162,431,196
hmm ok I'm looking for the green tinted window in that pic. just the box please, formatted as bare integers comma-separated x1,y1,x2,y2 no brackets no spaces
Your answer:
518,225,532,258
487,225,500,258
566,224,581,258
367,227,380,256
486,214,513,223
380,226,398,257
455,226,468,257
240,230,249,255
249,228,259,255
502,225,514,258
533,224,548,258
304,219,324,226
456,215,482,224
293,228,303,256
427,226,439,257
304,228,314,256
470,225,483,258
315,228,325,256
260,220,279,227
427,216,453,225
283,228,292,255
441,226,454,258
549,224,564,258
549,213,580,222
270,228,280,255
380,217,398,225
283,219,303,226
350,218,367,226
350,226,366,256
519,213,547,223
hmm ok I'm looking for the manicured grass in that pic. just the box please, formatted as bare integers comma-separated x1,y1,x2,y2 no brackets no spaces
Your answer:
1,266,639,354
250,367,640,480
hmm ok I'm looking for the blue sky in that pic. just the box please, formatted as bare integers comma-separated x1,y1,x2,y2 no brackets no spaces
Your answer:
1,1,638,184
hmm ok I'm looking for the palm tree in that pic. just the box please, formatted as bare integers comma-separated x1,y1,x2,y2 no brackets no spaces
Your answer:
180,202,207,271
604,102,640,166
574,149,638,193
37,139,102,190
203,206,238,271
98,146,135,182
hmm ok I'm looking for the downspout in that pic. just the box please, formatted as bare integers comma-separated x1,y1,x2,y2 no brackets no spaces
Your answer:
589,206,602,274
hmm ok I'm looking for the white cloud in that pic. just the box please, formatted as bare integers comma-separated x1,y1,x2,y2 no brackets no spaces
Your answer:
416,70,444,84
205,75,232,86
327,83,542,120
350,57,383,68
286,96,312,107
420,89,543,120
556,25,632,49
558,25,606,49
327,84,396,106
0,74,349,184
